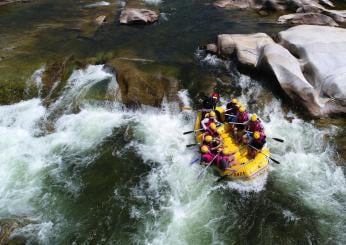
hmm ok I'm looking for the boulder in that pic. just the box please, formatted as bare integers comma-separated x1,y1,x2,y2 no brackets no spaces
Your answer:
119,8,159,24
277,13,338,26
258,43,325,115
106,60,179,107
209,25,346,116
217,33,274,67
278,25,346,106
95,15,107,25
0,218,31,244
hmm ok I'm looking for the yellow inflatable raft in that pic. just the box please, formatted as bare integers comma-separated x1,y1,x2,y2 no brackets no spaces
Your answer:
194,107,270,180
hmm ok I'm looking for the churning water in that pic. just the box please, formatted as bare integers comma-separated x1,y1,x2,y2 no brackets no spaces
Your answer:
1,64,345,244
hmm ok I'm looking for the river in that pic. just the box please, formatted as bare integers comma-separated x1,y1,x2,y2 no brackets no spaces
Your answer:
0,0,345,244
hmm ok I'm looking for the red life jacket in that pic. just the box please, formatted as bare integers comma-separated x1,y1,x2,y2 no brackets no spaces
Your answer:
237,111,249,123
249,119,264,132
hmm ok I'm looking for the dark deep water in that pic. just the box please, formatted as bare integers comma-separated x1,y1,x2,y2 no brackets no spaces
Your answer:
0,0,345,244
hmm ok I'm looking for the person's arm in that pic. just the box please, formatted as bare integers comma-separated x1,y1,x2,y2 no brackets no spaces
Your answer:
201,118,209,130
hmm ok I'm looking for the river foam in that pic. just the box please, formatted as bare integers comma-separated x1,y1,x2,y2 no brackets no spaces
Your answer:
1,62,345,244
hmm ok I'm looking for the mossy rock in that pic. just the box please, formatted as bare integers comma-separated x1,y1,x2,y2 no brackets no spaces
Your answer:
106,59,180,107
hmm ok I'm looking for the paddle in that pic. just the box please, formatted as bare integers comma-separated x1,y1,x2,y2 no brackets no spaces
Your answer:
183,128,204,135
248,144,280,164
186,143,200,148
190,157,200,165
245,131,284,143
197,154,219,179
224,114,237,117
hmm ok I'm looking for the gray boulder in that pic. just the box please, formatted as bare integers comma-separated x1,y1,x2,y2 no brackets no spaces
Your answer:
209,25,346,116
277,13,338,26
119,8,159,24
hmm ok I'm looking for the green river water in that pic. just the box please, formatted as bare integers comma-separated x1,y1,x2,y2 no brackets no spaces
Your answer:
0,0,345,244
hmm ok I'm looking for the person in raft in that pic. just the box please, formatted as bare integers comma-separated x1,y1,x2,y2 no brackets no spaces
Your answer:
248,131,266,159
233,106,249,143
201,111,220,132
200,145,215,164
247,114,264,132
211,92,220,110
200,92,220,114
215,148,237,170
203,135,223,154
242,114,265,144
225,98,239,123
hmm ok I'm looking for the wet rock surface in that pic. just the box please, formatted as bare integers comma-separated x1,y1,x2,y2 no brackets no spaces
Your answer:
208,25,346,116
106,60,179,107
214,0,346,26
0,218,32,245
119,8,159,24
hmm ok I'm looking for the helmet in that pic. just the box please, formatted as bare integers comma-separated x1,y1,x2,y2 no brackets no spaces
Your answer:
254,131,260,139
235,102,241,108
209,111,216,118
210,123,217,130
201,145,209,153
212,92,219,99
216,128,223,135
205,135,213,143
239,107,246,113
204,113,210,118
231,98,238,104
251,114,257,122
223,148,231,155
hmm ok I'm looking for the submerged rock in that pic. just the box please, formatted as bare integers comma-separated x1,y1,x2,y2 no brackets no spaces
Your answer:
95,15,107,25
106,60,179,107
208,25,346,116
214,0,346,27
0,218,32,244
277,13,338,26
119,8,159,24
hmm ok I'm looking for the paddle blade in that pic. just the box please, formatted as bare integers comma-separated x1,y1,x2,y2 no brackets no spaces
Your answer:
183,130,194,135
186,143,198,148
272,137,284,143
269,157,280,164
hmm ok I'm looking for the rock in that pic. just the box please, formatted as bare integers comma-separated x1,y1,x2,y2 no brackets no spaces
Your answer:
277,13,338,26
217,33,274,67
0,218,32,244
0,0,30,7
119,8,159,24
278,25,346,106
214,0,251,9
95,15,107,25
106,60,179,107
258,43,325,115
206,43,218,53
41,56,77,105
209,25,346,116
213,0,346,26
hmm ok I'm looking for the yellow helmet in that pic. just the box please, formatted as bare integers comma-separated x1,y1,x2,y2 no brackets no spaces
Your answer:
205,135,213,143
251,114,257,122
236,102,241,108
231,98,238,104
216,127,223,135
223,148,231,155
209,111,216,118
201,145,209,153
254,131,260,139
239,106,246,113
204,113,210,118
210,123,217,130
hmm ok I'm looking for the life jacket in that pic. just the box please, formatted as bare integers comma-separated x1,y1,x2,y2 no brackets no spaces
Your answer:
202,152,214,163
250,132,266,149
249,119,264,132
237,111,249,123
